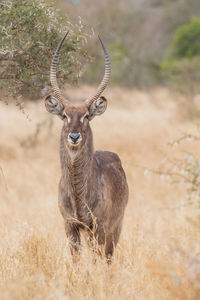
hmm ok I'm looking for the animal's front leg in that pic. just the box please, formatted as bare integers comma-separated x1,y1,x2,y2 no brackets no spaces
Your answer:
64,222,81,255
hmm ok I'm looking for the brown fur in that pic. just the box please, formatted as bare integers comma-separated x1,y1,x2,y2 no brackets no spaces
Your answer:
45,98,129,259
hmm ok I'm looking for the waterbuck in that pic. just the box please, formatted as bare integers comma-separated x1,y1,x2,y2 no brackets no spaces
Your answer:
44,32,128,259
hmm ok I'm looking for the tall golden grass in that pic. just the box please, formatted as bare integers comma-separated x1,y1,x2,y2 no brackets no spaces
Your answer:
0,87,199,299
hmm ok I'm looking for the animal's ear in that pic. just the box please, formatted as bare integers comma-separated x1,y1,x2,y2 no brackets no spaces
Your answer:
88,96,107,120
45,95,64,118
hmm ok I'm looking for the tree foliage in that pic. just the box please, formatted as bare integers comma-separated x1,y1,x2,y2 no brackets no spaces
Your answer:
0,0,89,99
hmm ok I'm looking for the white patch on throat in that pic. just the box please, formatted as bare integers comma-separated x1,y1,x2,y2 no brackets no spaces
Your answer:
65,140,81,161
68,148,81,161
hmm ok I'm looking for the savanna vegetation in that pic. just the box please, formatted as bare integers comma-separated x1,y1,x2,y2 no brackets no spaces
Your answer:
0,0,200,299
0,87,200,299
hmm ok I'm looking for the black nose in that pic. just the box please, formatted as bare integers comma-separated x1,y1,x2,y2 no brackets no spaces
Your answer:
69,133,81,143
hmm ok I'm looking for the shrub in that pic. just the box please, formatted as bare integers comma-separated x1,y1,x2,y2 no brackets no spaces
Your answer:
171,18,200,59
161,18,200,95
0,0,89,99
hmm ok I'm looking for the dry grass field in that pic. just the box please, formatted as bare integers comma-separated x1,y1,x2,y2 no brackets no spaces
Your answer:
0,86,199,299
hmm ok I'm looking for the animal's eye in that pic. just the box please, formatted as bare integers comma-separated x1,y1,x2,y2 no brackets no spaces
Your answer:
62,114,68,121
62,113,71,123
80,113,89,123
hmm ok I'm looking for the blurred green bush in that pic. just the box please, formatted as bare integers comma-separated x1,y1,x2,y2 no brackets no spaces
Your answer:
171,18,200,58
161,18,200,94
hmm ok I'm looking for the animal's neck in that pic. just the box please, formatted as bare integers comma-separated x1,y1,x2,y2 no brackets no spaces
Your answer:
60,126,94,203
69,130,94,201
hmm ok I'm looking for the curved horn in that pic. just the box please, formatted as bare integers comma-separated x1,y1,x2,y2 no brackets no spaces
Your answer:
50,31,70,104
85,36,111,107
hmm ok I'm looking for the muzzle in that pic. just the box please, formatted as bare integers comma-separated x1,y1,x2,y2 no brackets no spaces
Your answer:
68,133,82,145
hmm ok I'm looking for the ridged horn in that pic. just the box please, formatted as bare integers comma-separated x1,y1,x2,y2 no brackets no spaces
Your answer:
50,31,70,104
85,36,111,107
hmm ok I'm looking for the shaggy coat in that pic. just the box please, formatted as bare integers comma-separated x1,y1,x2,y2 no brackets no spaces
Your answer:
58,122,128,257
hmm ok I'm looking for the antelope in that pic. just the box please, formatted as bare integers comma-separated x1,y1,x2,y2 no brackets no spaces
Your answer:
44,32,128,259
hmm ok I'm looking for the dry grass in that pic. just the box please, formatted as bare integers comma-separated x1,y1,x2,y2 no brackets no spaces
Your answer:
0,86,199,300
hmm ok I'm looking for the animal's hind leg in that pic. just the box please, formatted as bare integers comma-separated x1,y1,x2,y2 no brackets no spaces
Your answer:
105,219,123,261
64,222,81,255
113,217,123,246
105,236,114,261
90,226,106,256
